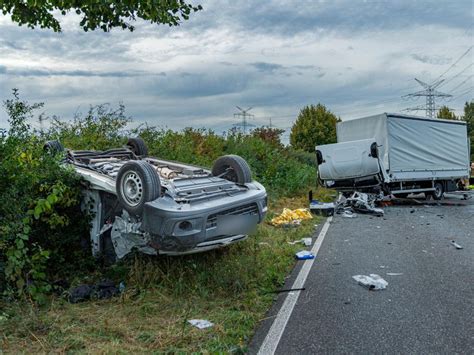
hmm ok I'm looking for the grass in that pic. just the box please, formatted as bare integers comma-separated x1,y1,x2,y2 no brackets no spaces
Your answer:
0,190,334,353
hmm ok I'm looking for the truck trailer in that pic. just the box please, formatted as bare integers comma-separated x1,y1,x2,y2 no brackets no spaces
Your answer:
316,113,470,199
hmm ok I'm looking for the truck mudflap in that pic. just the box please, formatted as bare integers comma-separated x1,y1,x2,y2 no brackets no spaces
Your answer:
317,138,382,186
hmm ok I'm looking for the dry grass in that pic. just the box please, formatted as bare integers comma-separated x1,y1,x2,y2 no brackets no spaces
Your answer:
0,190,335,353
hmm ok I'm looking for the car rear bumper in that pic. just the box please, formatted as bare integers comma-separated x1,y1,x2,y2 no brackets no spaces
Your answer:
142,187,267,252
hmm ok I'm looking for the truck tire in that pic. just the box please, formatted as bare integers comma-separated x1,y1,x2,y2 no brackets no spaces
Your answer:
430,182,444,200
127,137,148,157
43,140,64,154
116,161,161,215
212,155,252,184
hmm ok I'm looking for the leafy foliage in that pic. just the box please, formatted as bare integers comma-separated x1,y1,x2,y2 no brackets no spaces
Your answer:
463,101,474,161
0,90,92,302
290,103,340,152
437,105,457,120
1,0,202,32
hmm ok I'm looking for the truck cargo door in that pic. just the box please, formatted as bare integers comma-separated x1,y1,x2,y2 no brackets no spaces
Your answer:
317,138,381,180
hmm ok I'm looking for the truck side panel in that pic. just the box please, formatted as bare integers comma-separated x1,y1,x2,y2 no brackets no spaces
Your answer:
387,115,469,181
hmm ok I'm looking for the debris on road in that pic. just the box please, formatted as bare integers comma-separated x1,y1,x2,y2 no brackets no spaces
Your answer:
336,192,384,217
271,208,312,226
451,241,464,249
295,250,315,260
386,273,403,276
342,211,357,218
352,274,388,290
270,287,306,294
188,319,214,329
310,201,335,216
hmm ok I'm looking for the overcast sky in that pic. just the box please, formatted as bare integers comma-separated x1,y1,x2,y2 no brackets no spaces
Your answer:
0,0,473,138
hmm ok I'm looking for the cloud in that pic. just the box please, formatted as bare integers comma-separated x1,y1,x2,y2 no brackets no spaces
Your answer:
250,62,284,73
0,0,472,132
411,54,452,65
1,66,166,78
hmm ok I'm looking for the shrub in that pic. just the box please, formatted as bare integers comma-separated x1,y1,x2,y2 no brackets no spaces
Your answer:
0,90,92,302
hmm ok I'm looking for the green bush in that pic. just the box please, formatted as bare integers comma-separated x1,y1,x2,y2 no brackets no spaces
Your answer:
0,90,92,302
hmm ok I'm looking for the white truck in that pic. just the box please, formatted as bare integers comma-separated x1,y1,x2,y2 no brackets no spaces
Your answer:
316,113,470,199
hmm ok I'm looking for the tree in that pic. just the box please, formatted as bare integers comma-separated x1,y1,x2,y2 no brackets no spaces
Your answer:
463,101,474,161
252,127,285,149
437,105,457,120
1,0,202,32
290,104,340,152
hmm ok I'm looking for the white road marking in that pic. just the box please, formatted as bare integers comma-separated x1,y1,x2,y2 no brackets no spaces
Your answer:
257,217,333,355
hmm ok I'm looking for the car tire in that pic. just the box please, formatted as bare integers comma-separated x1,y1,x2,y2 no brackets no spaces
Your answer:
43,140,64,154
116,161,161,215
127,137,148,157
430,182,444,200
211,155,252,184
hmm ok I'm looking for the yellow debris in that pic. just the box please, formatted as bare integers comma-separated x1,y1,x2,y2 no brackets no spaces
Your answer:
271,208,312,226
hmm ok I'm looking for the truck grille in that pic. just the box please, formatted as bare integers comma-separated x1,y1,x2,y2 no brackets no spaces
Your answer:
206,203,259,229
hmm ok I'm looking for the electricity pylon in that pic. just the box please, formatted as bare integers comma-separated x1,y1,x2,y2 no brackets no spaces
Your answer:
233,106,255,134
403,78,452,118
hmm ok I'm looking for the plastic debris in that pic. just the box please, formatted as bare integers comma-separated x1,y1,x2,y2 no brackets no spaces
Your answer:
386,273,403,276
302,238,312,246
271,208,312,226
352,274,388,290
451,241,464,249
342,211,357,218
295,250,315,260
188,319,214,329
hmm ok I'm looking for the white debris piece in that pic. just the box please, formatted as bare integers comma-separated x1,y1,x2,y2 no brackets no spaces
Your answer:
386,273,403,276
188,319,214,329
302,238,312,246
342,211,357,218
451,241,463,249
352,274,388,290
336,192,384,217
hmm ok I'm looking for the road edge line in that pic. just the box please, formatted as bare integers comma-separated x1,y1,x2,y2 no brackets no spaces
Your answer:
257,216,332,355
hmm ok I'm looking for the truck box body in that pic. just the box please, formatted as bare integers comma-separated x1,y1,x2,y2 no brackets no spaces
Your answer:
317,113,470,194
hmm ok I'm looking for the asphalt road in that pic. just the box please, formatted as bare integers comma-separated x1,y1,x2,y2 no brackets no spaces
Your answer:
250,194,474,354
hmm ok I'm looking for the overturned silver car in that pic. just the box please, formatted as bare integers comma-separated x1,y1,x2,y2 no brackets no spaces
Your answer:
44,138,267,260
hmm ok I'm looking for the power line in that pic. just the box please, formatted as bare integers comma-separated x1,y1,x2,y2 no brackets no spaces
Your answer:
432,46,473,83
438,63,474,88
448,75,473,94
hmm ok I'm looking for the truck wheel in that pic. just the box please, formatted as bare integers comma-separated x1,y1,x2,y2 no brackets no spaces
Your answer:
43,140,64,154
116,161,161,215
127,137,148,157
212,155,252,184
430,182,444,200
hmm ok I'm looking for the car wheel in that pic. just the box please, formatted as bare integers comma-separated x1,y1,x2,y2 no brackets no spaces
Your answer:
116,161,161,215
431,182,444,200
212,155,252,184
43,140,64,154
127,137,148,157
